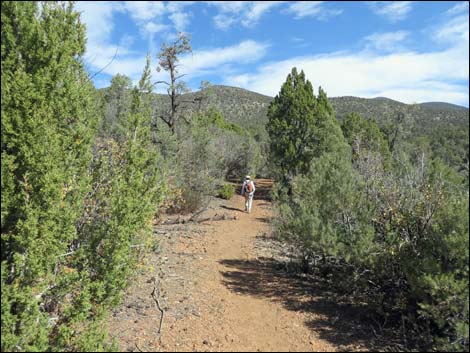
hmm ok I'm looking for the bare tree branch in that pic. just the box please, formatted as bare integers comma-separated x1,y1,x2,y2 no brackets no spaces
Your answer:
174,73,187,80
151,277,165,335
154,80,170,86
89,47,118,80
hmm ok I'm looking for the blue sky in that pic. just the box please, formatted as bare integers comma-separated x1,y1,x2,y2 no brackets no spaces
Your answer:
76,1,469,106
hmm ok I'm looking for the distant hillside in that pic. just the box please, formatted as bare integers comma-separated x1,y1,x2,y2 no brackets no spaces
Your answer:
330,96,468,128
101,84,468,138
419,101,469,111
150,85,468,134
151,85,273,139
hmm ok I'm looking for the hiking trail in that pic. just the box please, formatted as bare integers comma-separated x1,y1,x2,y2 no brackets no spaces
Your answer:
106,179,374,352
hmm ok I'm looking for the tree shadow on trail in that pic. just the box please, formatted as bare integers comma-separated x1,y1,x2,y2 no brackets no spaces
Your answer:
220,205,245,213
219,258,395,351
255,217,271,224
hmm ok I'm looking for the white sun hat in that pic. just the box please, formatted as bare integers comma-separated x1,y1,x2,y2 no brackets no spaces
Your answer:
245,175,251,180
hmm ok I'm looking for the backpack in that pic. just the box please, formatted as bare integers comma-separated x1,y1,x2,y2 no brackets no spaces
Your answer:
246,181,253,193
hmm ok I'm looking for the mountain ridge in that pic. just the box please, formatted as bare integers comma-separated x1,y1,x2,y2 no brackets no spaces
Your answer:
185,85,469,110
99,84,469,137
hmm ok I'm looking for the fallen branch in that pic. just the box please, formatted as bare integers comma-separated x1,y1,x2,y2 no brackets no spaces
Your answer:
130,244,146,248
188,206,209,222
161,213,237,225
194,213,237,223
151,277,165,335
134,342,143,352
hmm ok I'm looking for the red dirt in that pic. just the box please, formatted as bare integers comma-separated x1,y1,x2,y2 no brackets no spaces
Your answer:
106,179,372,352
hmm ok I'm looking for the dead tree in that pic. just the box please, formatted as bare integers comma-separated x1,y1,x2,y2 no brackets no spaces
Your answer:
155,33,206,135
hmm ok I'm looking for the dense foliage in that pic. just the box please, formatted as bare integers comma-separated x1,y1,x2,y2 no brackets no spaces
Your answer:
1,2,467,352
267,68,347,194
156,108,261,213
268,69,469,351
2,3,164,351
218,184,235,200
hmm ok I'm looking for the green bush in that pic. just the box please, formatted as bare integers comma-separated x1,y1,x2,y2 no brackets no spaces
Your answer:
157,109,262,213
218,184,235,200
268,68,469,351
276,146,469,351
1,2,100,350
1,6,165,350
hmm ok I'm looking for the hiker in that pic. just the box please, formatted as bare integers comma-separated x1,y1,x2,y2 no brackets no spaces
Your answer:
241,175,256,213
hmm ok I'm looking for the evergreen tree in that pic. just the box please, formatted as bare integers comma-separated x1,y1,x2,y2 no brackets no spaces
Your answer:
314,86,349,157
1,2,99,350
2,3,166,351
270,73,469,351
267,68,316,190
75,53,165,325
267,68,347,193
101,73,133,140
341,112,392,169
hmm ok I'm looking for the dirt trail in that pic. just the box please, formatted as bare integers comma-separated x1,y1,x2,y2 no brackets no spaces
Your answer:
106,179,371,352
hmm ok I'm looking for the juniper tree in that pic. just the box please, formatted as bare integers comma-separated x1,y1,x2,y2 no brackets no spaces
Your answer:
267,67,347,194
267,68,316,191
269,70,469,352
101,73,133,140
77,53,165,324
1,1,99,350
341,112,392,172
2,3,166,351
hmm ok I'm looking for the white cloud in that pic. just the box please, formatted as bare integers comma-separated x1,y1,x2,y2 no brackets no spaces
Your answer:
75,2,125,79
179,40,270,76
433,14,469,45
76,1,468,106
166,1,196,13
76,1,159,87
284,1,343,20
166,2,194,33
148,39,270,93
225,45,468,106
224,4,469,106
365,31,409,52
170,11,191,32
241,2,284,27
209,1,341,29
120,1,194,39
123,1,166,22
369,83,468,105
121,1,168,41
447,2,469,15
102,56,149,79
213,14,237,30
369,1,413,22
75,2,120,47
76,0,197,87
144,22,170,34
207,1,246,14
208,1,284,30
